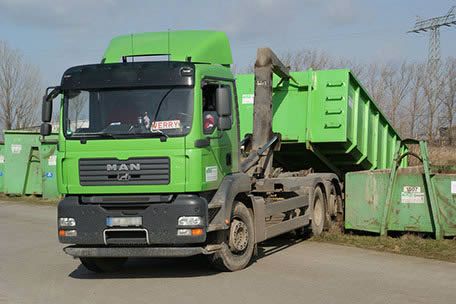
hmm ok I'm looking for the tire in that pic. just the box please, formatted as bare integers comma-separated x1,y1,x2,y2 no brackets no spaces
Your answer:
208,201,255,272
325,184,337,229
311,187,326,236
80,257,127,273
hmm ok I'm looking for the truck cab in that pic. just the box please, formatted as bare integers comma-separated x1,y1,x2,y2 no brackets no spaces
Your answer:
42,31,254,271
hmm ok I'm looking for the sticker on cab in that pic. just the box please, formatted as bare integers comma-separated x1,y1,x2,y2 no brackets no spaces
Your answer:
48,155,57,166
151,120,181,130
242,94,254,104
11,144,22,154
205,166,218,182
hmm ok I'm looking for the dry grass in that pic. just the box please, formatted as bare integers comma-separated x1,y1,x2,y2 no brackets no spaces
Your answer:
0,194,58,205
408,145,456,166
311,229,456,263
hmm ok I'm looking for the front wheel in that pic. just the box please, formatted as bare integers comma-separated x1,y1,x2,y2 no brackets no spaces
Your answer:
80,257,127,273
208,201,255,271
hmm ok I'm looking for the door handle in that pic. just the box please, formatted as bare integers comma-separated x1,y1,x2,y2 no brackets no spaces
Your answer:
226,153,232,166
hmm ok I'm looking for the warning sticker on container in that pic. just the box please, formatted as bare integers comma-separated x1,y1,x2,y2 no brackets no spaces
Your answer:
0,155,4,163
451,181,456,194
11,144,22,154
151,120,181,130
401,186,424,204
205,166,218,182
242,94,254,104
48,155,57,166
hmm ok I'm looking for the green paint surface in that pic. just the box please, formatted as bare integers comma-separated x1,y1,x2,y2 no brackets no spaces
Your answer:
3,131,59,199
236,69,406,173
103,30,232,65
345,168,456,237
0,143,4,192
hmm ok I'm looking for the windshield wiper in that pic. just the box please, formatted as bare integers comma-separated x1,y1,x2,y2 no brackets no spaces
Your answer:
150,129,169,142
126,120,169,141
71,132,117,139
153,87,176,122
127,129,168,142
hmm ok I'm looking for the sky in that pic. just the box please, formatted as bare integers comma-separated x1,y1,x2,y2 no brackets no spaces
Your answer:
0,0,455,85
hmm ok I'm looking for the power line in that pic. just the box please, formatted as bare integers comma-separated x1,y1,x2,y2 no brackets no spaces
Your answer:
408,6,456,74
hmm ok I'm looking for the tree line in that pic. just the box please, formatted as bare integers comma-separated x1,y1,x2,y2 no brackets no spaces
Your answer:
0,40,455,146
0,41,42,134
276,49,456,146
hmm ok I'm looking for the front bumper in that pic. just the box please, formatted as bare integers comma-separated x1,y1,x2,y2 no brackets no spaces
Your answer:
58,194,208,245
63,245,221,258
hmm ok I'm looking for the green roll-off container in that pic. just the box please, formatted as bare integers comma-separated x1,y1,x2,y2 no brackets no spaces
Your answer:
345,167,456,237
0,142,4,192
40,141,60,199
3,130,59,199
236,69,407,175
345,141,456,238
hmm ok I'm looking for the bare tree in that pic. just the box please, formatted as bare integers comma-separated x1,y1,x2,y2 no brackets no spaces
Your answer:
440,57,456,145
421,63,444,142
362,63,388,110
0,41,42,131
405,63,426,139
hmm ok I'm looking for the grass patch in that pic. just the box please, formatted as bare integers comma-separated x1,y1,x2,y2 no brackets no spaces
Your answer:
0,194,58,206
311,229,456,263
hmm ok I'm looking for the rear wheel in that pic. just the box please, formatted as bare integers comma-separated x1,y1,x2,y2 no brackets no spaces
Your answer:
80,257,127,273
208,201,255,271
311,187,326,236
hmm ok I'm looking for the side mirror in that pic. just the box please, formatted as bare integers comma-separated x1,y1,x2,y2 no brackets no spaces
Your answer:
40,123,52,136
217,116,232,131
215,87,232,117
42,96,52,123
40,86,61,137
41,86,61,123
215,87,232,131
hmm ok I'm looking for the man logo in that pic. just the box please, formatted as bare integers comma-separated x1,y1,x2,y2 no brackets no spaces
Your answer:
117,173,131,181
106,163,141,171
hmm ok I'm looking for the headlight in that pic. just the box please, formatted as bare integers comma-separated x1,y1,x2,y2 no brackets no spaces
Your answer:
177,216,203,226
59,217,76,227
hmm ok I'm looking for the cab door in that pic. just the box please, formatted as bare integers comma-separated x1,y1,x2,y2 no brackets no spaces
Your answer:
200,80,239,188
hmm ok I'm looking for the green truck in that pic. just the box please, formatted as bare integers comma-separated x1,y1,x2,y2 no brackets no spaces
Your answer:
40,31,404,272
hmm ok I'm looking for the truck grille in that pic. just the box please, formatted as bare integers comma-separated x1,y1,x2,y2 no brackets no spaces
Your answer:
79,157,170,186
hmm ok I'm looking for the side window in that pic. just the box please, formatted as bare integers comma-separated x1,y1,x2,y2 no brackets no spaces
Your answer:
67,90,90,134
202,83,219,134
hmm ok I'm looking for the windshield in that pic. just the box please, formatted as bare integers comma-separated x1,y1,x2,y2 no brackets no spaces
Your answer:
64,87,193,138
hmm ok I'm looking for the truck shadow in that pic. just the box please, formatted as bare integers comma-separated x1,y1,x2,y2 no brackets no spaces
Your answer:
256,232,308,259
69,233,308,279
69,255,218,279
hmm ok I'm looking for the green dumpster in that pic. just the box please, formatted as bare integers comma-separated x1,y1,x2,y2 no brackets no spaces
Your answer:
0,142,4,193
345,140,456,239
3,130,60,199
40,141,60,199
237,69,408,175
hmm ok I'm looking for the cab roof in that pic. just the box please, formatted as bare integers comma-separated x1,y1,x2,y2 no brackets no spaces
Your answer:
103,30,233,66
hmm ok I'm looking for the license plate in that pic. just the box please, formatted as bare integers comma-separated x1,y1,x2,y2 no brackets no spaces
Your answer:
106,216,142,227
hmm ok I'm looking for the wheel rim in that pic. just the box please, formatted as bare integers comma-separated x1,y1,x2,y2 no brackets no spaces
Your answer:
314,197,323,227
229,219,249,253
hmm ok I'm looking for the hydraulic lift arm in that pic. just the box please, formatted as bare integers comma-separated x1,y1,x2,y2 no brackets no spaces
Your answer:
241,48,292,178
